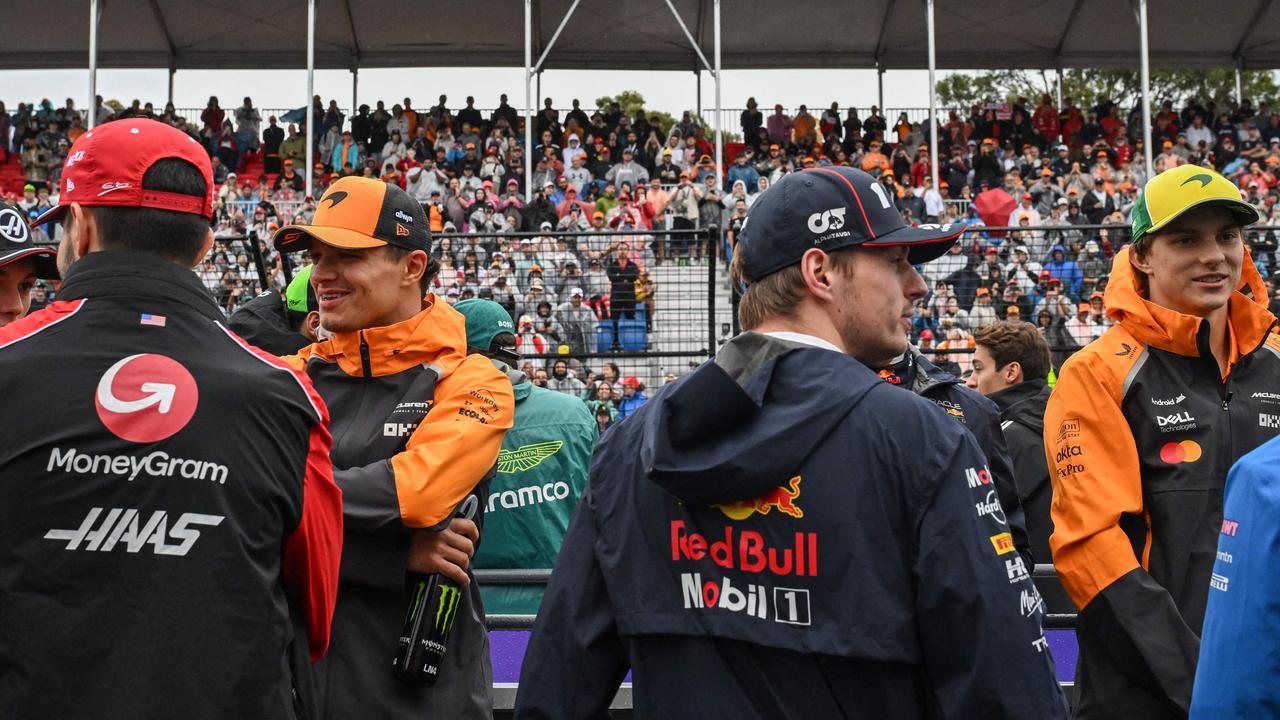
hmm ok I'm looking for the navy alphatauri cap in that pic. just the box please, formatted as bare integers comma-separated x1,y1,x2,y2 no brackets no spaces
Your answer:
737,166,965,280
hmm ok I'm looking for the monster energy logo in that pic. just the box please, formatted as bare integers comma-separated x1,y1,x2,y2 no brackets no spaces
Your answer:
434,584,462,632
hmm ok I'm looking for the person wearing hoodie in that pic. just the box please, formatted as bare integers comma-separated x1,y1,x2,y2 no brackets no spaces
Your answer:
724,152,760,192
273,177,515,720
454,299,598,616
515,166,1066,720
1045,165,1280,719
964,321,1071,613
1043,244,1083,298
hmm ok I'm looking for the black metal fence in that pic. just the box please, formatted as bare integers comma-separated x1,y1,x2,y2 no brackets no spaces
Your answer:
430,227,722,394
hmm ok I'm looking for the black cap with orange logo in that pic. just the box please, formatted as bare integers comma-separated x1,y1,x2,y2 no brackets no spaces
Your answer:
272,176,429,253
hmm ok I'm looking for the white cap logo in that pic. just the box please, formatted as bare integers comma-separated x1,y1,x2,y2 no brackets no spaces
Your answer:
0,208,29,243
807,207,847,235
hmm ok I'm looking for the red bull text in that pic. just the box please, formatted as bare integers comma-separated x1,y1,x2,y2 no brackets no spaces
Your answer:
670,520,819,577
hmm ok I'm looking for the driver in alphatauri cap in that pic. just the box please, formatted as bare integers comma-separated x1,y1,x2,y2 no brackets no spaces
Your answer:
515,166,1068,719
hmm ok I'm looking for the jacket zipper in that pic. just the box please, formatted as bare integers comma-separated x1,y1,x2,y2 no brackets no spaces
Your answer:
359,331,372,379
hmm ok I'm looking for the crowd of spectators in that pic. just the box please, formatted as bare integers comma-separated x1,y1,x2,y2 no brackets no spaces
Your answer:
731,94,1280,375
10,90,1280,382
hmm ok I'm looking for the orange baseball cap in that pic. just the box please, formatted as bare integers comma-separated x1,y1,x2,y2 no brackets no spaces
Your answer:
273,176,429,252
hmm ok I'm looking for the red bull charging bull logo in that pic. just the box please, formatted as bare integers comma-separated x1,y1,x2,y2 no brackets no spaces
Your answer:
714,476,803,520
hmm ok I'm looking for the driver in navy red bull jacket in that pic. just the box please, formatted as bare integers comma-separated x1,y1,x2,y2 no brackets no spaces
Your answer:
514,166,1067,719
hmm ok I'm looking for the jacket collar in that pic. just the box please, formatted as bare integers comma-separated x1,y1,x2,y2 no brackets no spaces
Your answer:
57,250,224,322
304,293,469,377
1104,246,1277,361
988,378,1049,415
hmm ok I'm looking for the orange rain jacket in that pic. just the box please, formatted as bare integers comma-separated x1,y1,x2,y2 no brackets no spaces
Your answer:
1045,247,1280,719
284,295,514,719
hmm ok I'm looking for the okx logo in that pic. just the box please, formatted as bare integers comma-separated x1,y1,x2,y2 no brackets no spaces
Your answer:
95,354,199,443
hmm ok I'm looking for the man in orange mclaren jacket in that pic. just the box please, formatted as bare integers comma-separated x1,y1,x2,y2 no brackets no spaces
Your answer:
1045,164,1280,718
273,176,514,719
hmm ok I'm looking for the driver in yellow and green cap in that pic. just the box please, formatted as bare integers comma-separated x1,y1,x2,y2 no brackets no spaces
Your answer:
228,264,321,355
1044,163,1280,719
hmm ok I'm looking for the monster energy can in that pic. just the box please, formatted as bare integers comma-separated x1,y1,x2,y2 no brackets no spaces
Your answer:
392,494,480,686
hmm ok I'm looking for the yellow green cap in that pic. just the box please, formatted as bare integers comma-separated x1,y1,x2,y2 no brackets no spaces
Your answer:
1130,165,1259,243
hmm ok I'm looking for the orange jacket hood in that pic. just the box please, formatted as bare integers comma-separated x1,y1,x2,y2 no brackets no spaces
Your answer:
1104,246,1275,359
290,294,469,377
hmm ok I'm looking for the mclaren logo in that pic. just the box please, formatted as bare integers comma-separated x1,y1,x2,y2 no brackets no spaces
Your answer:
1180,173,1214,189
806,207,847,235
1115,343,1136,357
321,190,348,208
497,441,563,473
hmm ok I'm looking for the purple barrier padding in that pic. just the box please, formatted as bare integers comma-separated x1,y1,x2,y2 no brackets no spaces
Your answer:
491,630,633,685
1047,630,1077,682
491,630,1078,685
491,630,530,683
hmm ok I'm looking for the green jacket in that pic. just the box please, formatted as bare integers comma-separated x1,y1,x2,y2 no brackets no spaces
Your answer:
475,366,598,615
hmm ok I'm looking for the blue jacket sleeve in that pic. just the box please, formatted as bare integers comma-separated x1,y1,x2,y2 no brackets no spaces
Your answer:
1191,441,1280,718
513,484,628,720
914,431,1069,719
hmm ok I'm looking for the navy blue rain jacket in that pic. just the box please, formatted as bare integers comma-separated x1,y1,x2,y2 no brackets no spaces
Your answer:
514,332,1067,719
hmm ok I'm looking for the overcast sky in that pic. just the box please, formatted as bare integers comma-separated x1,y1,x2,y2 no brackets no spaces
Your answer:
1,66,945,119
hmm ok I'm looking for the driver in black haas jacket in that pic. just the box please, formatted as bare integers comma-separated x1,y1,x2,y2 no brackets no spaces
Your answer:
515,166,1067,719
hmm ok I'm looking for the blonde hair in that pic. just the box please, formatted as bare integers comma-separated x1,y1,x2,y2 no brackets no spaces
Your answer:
729,247,858,330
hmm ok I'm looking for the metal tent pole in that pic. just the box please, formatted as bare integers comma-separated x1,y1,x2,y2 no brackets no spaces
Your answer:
1236,61,1244,104
926,0,939,193
88,0,100,129
305,0,315,200
877,64,884,116
167,66,176,106
695,70,702,119
352,67,359,117
524,0,534,202
1138,0,1153,180
714,0,722,189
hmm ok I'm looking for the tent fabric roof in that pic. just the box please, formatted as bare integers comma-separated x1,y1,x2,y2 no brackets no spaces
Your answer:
9,0,1278,72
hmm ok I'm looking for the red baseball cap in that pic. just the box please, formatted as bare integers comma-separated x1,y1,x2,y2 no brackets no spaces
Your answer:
32,118,214,228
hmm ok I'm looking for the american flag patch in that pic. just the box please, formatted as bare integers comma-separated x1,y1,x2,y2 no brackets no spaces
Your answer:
139,313,167,327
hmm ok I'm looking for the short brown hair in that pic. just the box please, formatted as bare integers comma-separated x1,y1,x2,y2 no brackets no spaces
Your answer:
973,321,1051,381
729,247,858,330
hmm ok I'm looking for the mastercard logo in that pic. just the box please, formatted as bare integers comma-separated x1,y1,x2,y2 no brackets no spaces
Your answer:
1160,440,1202,465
